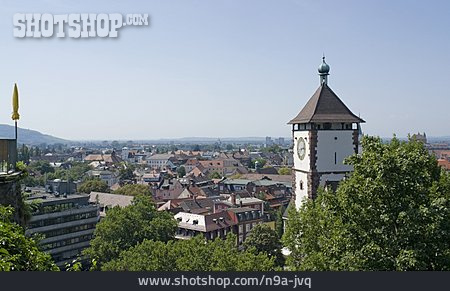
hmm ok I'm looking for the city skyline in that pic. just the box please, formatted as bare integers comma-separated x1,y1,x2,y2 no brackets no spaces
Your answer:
0,0,449,140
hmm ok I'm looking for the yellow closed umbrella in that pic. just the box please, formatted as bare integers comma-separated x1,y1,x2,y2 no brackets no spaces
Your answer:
12,83,19,140
12,83,20,121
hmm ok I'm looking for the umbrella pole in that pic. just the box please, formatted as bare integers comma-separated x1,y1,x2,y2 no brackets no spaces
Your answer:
15,120,17,141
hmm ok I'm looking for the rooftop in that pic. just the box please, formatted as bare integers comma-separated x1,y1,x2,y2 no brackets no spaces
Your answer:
288,83,365,124
89,191,134,208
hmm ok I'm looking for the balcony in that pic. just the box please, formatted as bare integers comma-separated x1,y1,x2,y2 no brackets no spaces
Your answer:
0,139,17,174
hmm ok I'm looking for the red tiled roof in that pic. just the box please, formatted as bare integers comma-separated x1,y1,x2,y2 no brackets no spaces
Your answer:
437,159,450,170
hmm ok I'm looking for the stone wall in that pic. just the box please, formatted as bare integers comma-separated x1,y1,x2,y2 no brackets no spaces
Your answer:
0,173,26,225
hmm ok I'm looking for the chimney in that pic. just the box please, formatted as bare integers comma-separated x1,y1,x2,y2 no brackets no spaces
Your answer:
231,193,236,205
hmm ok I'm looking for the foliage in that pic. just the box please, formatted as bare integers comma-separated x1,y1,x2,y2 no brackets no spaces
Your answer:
21,191,42,223
209,172,222,179
113,184,151,196
278,167,291,175
16,161,28,173
262,145,282,154
243,224,285,267
0,205,59,271
275,205,285,239
283,136,450,271
176,166,186,178
65,162,92,181
24,161,91,186
31,160,54,175
229,173,242,179
84,195,177,266
118,163,135,183
257,191,266,201
65,259,83,271
78,179,109,194
102,235,276,271
251,158,267,169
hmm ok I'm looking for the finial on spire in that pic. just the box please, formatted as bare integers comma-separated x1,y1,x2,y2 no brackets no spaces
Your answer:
318,55,330,85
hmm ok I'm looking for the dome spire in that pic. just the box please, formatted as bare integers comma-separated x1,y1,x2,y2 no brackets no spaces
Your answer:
318,55,330,85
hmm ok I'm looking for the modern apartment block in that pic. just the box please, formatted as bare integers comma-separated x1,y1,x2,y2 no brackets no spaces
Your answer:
25,190,100,268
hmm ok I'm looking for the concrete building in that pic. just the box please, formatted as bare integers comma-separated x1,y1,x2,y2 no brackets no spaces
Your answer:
147,154,176,170
275,137,285,146
46,179,77,195
25,191,100,268
265,136,273,147
86,169,118,187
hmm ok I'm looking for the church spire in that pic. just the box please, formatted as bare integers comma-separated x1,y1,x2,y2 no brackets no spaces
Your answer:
318,55,330,85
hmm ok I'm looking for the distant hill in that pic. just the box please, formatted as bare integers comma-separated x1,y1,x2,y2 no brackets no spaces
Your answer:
0,124,68,145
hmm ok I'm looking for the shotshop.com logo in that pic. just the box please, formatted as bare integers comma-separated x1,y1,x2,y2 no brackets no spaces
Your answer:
13,13,149,38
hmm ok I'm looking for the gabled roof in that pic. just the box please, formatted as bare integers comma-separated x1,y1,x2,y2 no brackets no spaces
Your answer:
89,192,133,208
288,84,365,124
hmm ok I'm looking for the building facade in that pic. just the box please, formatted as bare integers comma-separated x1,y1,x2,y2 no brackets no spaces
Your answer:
288,57,364,209
25,192,100,268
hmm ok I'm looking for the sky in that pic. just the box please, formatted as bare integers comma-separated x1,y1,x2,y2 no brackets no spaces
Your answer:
0,0,449,140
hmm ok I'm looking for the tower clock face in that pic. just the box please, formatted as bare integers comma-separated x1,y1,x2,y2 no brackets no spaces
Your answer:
297,137,306,160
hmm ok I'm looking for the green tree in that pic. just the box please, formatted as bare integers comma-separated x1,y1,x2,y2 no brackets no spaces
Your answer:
275,205,285,239
78,179,109,194
251,158,267,169
18,144,30,164
283,136,450,271
32,161,54,175
0,206,59,271
243,224,285,267
263,145,282,154
102,235,276,271
278,167,291,175
67,162,92,181
176,166,186,178
118,163,135,183
209,172,222,179
113,184,151,196
84,195,177,266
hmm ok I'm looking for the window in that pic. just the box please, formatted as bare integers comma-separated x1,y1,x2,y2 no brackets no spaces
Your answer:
300,181,304,190
334,152,337,164
324,123,331,130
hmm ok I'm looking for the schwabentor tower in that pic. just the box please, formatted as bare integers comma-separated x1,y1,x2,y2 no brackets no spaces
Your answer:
288,57,364,209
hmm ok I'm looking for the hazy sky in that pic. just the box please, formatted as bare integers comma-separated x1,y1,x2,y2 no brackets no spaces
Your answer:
0,0,449,140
